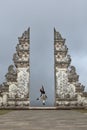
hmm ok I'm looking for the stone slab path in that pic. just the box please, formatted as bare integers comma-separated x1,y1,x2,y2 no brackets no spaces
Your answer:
0,110,87,130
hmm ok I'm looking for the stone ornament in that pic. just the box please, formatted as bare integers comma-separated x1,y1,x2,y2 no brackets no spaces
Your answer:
0,28,87,108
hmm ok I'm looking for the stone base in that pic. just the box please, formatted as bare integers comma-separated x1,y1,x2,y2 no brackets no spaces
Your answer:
0,106,86,110
29,107,57,110
29,106,85,110
7,98,30,106
0,106,29,110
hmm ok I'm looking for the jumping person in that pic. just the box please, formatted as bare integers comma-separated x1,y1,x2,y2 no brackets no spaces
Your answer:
36,85,47,105
40,85,45,97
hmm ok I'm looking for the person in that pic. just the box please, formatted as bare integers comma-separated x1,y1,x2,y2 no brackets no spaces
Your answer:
40,85,45,97
36,86,47,105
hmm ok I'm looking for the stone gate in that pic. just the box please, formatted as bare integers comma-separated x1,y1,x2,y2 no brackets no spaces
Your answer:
0,28,30,108
54,28,87,107
0,28,87,109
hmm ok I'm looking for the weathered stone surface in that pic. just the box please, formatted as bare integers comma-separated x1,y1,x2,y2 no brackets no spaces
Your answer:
0,28,87,109
0,110,87,130
54,28,87,107
17,68,29,98
0,28,30,108
5,65,17,82
9,83,18,98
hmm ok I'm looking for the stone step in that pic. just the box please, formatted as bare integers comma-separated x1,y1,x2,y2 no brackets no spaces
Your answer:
29,107,57,110
29,106,85,110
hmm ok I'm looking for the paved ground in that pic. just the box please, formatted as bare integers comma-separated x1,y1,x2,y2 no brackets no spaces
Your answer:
0,110,87,130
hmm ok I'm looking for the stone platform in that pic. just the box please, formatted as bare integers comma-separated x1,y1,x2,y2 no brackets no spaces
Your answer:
0,110,87,130
0,106,86,110
29,107,57,110
29,106,85,110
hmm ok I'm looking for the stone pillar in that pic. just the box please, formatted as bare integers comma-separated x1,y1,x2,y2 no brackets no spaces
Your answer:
54,28,71,105
54,28,87,107
13,28,30,106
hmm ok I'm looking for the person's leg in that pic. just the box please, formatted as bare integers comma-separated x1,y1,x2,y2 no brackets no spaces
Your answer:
40,93,42,97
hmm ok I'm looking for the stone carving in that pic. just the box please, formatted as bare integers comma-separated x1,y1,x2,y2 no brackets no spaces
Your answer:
54,28,64,40
54,28,87,107
17,68,29,98
5,65,17,82
56,69,76,99
68,66,79,82
56,54,71,63
0,28,30,108
9,84,18,98
13,53,19,62
13,28,30,67
75,82,84,92
0,28,87,108
55,43,68,52
56,70,68,98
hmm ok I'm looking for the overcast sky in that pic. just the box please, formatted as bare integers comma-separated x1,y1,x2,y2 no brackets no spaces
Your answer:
0,0,87,106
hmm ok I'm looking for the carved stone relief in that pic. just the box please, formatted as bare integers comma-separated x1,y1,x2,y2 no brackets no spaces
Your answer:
17,68,29,98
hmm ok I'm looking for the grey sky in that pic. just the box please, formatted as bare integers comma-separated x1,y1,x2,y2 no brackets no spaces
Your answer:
0,0,87,106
